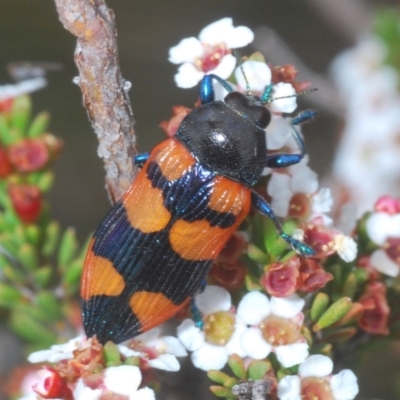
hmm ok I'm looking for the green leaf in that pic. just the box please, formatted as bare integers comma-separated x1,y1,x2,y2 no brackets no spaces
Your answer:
19,243,39,271
247,243,270,264
310,293,330,322
125,356,140,366
25,225,41,246
0,282,23,307
36,291,61,321
11,95,31,134
42,221,60,257
224,377,239,389
104,341,121,365
0,114,10,144
313,297,352,331
32,266,53,288
209,386,235,398
228,354,247,380
58,228,78,269
63,260,82,287
9,310,56,345
248,360,272,380
27,111,50,138
245,276,262,291
342,272,357,299
208,370,232,385
36,171,54,193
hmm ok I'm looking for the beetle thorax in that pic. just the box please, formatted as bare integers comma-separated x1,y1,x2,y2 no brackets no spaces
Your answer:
176,92,271,187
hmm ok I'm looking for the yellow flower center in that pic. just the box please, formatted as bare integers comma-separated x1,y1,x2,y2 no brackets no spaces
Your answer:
204,311,235,346
259,316,300,346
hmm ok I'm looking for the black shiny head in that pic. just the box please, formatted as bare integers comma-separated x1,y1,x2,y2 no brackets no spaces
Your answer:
176,91,271,187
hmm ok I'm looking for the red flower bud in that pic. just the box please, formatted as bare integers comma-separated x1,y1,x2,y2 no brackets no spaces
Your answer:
303,221,336,259
261,257,300,297
374,195,400,215
0,98,13,113
288,193,311,220
298,258,333,293
8,138,49,172
210,261,247,289
358,282,389,335
0,146,12,177
217,232,247,263
9,184,42,223
159,106,192,137
33,367,72,399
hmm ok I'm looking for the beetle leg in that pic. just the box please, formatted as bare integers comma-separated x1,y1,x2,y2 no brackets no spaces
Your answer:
199,74,233,104
191,297,204,329
133,152,150,168
265,110,317,169
251,191,315,257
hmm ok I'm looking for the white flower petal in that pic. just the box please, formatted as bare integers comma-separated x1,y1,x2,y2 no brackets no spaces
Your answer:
299,354,333,378
195,285,231,314
235,61,272,92
162,336,188,357
370,249,399,277
270,294,305,319
330,369,359,400
210,54,236,80
177,319,205,351
277,375,302,400
131,387,156,400
312,188,333,214
366,213,400,245
199,18,253,48
290,161,319,194
74,379,102,400
174,63,204,88
225,320,247,357
168,37,204,64
333,234,357,262
270,83,297,113
237,291,271,325
0,78,47,101
148,353,180,371
28,336,82,363
224,26,254,48
275,343,309,368
265,115,292,150
240,327,272,359
199,18,235,45
104,365,141,395
191,342,228,371
267,172,291,196
117,345,142,358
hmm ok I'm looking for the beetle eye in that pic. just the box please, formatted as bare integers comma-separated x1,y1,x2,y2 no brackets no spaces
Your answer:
225,92,271,129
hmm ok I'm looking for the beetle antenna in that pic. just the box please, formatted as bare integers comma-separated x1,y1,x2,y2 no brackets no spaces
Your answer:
234,50,251,94
267,87,318,103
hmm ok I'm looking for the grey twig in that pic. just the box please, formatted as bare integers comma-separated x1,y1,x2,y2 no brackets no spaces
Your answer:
54,0,137,203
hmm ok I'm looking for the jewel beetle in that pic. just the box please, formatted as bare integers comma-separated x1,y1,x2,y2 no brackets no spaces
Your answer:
81,74,316,344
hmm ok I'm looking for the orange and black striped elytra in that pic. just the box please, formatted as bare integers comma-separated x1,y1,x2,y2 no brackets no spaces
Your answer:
81,74,316,344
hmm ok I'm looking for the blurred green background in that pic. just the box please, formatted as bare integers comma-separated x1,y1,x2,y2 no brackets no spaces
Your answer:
1,1,400,399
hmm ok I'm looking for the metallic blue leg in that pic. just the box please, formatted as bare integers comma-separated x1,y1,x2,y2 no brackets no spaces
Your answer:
199,74,233,104
134,152,150,168
251,191,315,256
265,110,317,169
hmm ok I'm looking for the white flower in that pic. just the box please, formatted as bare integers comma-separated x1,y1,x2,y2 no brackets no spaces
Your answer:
237,292,308,368
74,379,102,400
270,82,297,113
169,18,253,88
234,60,272,93
266,156,318,217
370,249,399,277
177,285,246,371
278,355,359,400
104,365,155,400
333,234,357,262
123,327,187,371
366,212,400,246
28,336,84,363
265,115,293,151
0,77,47,101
